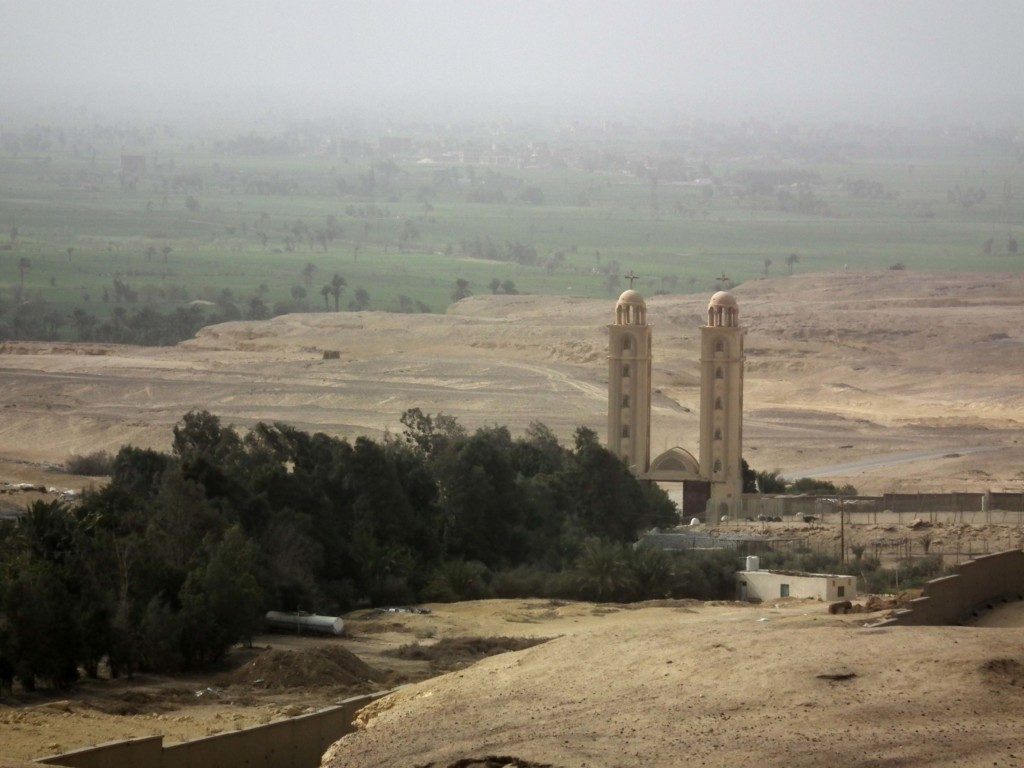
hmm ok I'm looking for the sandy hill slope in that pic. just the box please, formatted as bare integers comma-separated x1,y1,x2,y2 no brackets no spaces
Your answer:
324,601,1024,768
0,271,1022,493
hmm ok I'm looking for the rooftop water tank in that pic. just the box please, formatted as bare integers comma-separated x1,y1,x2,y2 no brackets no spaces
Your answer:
745,555,760,571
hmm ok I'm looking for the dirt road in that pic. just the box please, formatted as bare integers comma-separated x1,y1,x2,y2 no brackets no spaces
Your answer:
786,445,1001,479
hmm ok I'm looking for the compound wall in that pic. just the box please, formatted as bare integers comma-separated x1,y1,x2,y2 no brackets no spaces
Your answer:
36,691,389,768
739,492,1024,525
881,549,1024,626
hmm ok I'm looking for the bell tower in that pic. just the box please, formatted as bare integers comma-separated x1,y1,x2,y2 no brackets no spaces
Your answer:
699,291,745,513
608,282,652,473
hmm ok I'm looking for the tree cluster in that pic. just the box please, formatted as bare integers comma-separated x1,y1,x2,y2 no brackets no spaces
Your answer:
0,409,677,689
743,464,857,497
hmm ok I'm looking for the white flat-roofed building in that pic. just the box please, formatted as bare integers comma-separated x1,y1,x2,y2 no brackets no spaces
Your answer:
737,568,856,603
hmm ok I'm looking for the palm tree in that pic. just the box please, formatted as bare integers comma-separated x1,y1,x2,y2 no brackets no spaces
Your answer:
72,308,97,341
575,539,633,602
17,256,31,288
44,310,63,339
785,253,800,275
329,273,346,311
451,278,471,302
302,262,316,287
763,257,772,277
247,296,268,320
350,288,370,310
320,285,331,309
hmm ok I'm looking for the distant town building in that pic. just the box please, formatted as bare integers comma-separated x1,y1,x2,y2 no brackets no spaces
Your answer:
378,136,414,156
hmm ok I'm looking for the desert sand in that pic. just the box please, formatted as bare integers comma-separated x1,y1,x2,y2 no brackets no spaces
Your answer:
3,598,1022,766
2,271,1024,766
325,599,1024,768
1,271,1023,495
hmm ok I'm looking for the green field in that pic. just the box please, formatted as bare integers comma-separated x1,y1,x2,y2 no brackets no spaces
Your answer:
1,127,1021,342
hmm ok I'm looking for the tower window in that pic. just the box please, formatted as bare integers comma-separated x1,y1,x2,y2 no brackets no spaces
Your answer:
621,425,630,438
715,397,723,410
713,459,722,472
715,367,724,379
714,428,722,440
622,336,632,351
621,395,630,408
715,339,725,354
622,364,630,377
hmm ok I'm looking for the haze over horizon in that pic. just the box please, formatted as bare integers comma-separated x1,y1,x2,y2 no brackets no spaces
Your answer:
2,0,1023,128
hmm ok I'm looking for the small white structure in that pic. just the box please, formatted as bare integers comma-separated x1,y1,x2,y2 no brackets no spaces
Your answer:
736,568,856,603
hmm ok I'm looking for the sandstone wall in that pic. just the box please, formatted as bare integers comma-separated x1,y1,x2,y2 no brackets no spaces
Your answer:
881,549,1024,626
35,692,388,768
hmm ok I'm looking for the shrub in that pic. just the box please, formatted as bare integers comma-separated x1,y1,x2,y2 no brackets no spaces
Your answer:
492,566,552,599
759,549,844,575
857,554,943,594
65,451,114,476
788,477,858,496
629,547,675,599
573,539,634,602
669,549,738,600
421,560,492,603
755,470,787,494
369,575,417,607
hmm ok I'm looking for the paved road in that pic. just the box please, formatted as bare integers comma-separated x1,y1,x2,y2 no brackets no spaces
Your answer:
784,445,1000,479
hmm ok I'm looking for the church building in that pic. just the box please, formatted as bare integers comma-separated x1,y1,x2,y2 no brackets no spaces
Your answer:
607,286,746,517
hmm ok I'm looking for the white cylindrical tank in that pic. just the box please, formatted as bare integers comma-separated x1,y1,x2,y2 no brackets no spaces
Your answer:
265,611,345,636
745,555,760,571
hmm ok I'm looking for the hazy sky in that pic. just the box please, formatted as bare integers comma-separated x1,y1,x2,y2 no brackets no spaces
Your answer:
2,0,1023,125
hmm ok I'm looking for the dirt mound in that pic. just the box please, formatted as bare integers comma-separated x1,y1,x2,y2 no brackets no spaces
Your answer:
617,598,704,611
980,658,1024,688
328,616,1024,768
85,687,194,716
385,636,549,672
862,592,919,612
229,645,385,690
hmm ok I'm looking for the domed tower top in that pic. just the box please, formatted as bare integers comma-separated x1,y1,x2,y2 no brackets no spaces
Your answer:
707,290,739,327
615,289,647,325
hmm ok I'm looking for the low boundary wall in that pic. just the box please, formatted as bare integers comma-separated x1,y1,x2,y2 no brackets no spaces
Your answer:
880,549,1024,626
739,491,1024,525
35,691,390,768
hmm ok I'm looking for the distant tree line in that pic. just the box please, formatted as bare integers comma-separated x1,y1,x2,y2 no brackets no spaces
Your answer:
0,272,434,345
0,409,689,690
744,464,857,497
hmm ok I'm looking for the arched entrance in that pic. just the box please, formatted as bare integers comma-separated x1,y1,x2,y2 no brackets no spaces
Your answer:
643,447,709,520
